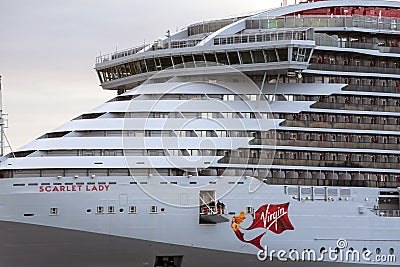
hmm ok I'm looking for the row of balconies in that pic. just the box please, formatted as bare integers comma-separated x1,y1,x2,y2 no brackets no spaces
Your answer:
344,84,400,94
282,120,400,131
309,63,400,75
247,15,400,32
319,95,400,106
311,102,400,113
311,54,400,69
273,139,400,151
271,159,396,170
267,177,396,188
302,75,400,94
271,131,400,144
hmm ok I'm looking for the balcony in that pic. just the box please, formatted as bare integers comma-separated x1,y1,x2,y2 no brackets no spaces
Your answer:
311,102,400,113
309,63,400,75
254,139,400,151
344,84,400,94
282,120,400,132
247,15,400,32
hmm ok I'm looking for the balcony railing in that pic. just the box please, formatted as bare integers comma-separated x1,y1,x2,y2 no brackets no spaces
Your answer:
247,15,400,32
309,63,400,75
344,84,400,94
214,28,314,46
96,38,205,65
96,44,148,64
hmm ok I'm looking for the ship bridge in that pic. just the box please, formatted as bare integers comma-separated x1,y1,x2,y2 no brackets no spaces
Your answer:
95,27,315,92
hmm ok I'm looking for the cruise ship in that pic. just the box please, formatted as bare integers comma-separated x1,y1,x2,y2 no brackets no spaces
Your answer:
1,0,400,266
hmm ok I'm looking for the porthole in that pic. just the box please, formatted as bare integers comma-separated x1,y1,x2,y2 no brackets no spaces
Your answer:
86,209,92,213
376,248,381,255
119,208,124,213
389,248,395,255
161,208,165,212
335,247,340,254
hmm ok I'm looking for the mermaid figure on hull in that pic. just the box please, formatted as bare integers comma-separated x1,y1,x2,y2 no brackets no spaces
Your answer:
230,203,295,250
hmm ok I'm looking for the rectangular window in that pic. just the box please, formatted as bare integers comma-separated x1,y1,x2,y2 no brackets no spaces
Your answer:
246,207,255,214
276,48,288,61
150,206,158,213
252,50,265,63
97,206,105,214
129,206,137,214
239,51,253,64
108,206,115,214
227,51,240,65
50,207,58,216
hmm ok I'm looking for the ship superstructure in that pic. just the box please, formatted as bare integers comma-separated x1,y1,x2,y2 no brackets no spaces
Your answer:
1,1,400,266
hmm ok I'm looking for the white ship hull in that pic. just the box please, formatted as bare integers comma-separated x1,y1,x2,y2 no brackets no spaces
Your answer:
0,177,398,266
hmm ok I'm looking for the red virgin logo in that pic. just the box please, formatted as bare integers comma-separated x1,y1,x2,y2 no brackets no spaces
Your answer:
231,203,294,250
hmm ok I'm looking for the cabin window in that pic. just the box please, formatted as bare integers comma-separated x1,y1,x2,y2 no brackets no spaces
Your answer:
97,206,105,214
129,206,137,214
150,206,158,213
50,207,58,216
246,207,254,214
108,206,115,214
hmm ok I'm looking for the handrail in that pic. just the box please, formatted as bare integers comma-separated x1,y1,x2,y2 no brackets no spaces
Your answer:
96,44,149,64
214,28,314,46
247,14,400,32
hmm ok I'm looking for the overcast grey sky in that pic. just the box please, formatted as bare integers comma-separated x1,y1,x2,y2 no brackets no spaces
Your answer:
0,0,287,150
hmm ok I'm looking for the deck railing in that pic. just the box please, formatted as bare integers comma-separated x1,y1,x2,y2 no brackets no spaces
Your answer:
214,28,314,46
247,15,400,32
96,44,148,64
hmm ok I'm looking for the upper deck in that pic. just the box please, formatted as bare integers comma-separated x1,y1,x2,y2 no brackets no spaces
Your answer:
94,0,400,92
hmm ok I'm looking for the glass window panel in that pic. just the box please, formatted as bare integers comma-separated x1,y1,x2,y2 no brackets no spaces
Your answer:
252,50,265,63
160,57,173,70
204,53,217,65
183,54,195,68
216,52,229,65
228,52,240,65
145,58,156,72
172,55,184,68
193,54,206,67
277,48,288,61
240,51,253,64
